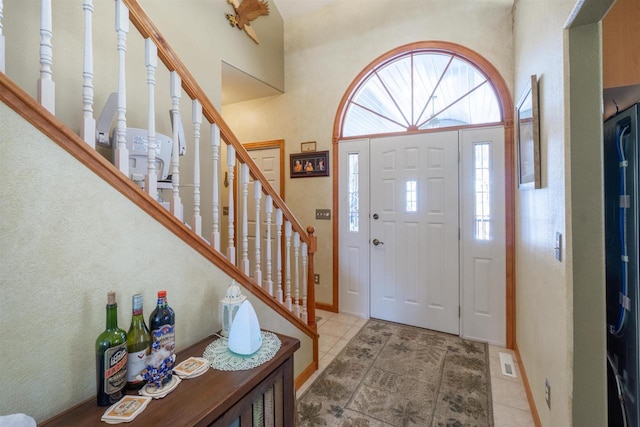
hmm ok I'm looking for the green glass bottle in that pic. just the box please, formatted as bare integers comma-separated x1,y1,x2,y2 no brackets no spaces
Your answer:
126,294,151,390
95,291,128,406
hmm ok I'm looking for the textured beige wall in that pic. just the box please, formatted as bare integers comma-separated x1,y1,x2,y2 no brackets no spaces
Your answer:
513,0,610,425
513,1,574,424
222,0,515,306
567,19,610,427
0,97,311,423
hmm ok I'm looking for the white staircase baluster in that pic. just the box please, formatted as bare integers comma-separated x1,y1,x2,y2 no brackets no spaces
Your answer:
264,195,273,296
144,39,158,200
293,231,300,317
0,0,5,73
241,163,250,275
169,71,183,221
192,99,202,236
226,146,236,264
80,0,95,147
302,242,308,323
254,180,262,286
285,220,292,311
114,0,129,177
37,0,54,113
211,124,221,251
275,208,283,303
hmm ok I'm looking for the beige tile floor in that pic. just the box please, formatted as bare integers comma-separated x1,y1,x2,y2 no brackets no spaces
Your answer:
297,309,535,427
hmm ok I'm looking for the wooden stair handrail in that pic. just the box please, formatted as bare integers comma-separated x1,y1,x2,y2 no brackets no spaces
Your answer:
123,0,310,245
0,72,317,341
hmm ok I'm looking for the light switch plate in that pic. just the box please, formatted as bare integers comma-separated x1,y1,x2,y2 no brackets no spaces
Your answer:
555,232,562,261
316,209,331,220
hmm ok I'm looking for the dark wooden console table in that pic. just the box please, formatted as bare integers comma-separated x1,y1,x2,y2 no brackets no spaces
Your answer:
41,333,300,426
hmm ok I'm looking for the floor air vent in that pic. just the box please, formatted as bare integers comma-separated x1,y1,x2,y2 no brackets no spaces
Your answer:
499,352,517,378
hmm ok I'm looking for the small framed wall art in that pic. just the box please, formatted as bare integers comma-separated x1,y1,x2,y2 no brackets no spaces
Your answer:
300,141,317,152
516,74,541,189
290,150,329,178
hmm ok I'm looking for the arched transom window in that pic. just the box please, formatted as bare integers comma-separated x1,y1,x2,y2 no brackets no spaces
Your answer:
342,50,502,137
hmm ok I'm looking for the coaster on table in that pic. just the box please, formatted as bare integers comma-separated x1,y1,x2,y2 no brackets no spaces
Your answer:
138,375,181,399
174,357,210,379
101,395,152,424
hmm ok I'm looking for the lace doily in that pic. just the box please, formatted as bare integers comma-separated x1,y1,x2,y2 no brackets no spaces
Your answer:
203,331,281,371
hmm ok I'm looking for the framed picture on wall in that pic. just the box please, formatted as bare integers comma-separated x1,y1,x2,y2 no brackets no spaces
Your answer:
290,151,329,178
300,141,317,152
516,74,541,189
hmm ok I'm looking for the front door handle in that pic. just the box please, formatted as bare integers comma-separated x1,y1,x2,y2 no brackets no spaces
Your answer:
372,238,384,246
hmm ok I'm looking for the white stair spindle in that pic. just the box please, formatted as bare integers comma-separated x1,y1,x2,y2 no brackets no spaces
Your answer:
114,0,129,177
226,146,236,264
285,220,292,311
264,195,273,296
169,72,183,221
293,231,300,317
144,39,158,199
241,163,250,275
275,208,283,303
302,242,308,323
192,99,202,236
80,0,95,147
211,124,221,251
0,0,5,73
38,0,55,113
254,181,262,286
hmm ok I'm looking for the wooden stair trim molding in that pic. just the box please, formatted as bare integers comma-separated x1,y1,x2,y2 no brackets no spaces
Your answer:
0,72,318,344
122,0,309,244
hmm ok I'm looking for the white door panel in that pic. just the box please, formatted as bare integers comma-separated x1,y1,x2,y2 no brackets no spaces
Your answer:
244,146,281,291
460,127,506,346
338,139,370,318
370,132,459,334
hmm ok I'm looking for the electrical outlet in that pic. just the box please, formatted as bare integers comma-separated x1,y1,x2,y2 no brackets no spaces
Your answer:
545,378,551,409
314,274,320,285
223,206,229,216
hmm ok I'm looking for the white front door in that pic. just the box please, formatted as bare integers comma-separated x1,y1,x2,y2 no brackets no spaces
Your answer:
370,132,460,334
338,128,506,342
460,127,505,345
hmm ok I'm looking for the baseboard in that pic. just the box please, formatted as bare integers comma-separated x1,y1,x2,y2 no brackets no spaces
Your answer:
316,303,337,313
295,358,319,390
514,342,542,427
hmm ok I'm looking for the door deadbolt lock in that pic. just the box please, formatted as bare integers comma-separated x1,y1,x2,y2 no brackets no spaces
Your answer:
373,213,379,220
372,238,384,246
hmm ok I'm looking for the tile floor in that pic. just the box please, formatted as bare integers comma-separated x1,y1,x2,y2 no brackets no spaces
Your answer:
297,309,535,427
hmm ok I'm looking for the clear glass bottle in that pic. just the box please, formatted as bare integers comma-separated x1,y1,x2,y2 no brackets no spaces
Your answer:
95,291,128,406
126,294,151,390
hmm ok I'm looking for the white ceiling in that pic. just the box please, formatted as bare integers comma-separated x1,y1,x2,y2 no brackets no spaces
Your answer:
271,0,340,20
272,0,515,19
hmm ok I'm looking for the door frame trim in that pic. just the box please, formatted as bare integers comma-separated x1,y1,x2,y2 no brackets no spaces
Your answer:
330,41,516,349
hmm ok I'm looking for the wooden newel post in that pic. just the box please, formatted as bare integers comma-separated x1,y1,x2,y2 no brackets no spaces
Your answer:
306,226,317,330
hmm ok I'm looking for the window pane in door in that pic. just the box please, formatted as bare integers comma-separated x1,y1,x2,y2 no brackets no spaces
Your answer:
474,143,491,240
406,180,417,212
348,153,359,232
